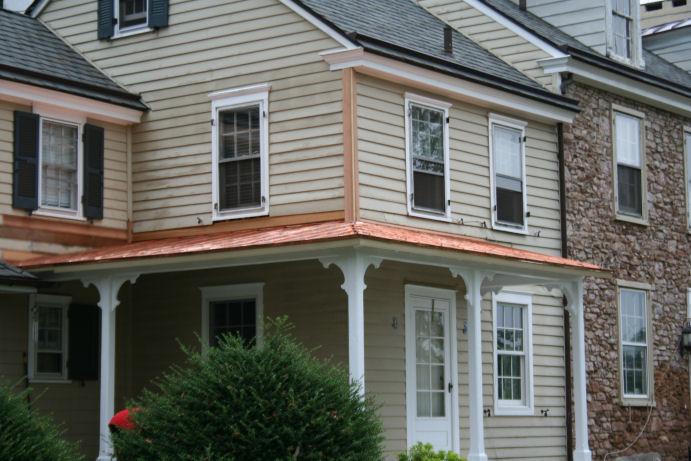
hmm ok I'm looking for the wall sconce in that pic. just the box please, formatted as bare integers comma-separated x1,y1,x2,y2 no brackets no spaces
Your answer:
681,320,691,356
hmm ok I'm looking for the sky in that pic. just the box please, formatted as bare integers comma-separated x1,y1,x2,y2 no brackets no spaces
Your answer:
4,0,31,12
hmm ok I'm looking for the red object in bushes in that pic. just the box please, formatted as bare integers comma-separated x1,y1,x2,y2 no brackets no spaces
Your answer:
109,408,137,432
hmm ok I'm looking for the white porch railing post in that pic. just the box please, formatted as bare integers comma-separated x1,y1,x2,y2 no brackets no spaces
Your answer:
320,251,381,395
561,279,592,461
84,275,137,461
451,268,488,461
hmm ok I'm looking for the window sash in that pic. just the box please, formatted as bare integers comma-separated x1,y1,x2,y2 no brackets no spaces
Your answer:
410,103,446,213
34,305,67,378
492,124,524,227
40,120,78,211
614,112,643,217
619,288,649,398
612,0,633,58
495,303,526,404
119,0,147,28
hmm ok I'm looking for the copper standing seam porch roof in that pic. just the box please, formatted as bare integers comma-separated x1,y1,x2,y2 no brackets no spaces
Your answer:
16,221,605,275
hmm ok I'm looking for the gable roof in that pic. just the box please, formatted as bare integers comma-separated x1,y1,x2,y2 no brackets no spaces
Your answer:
294,0,581,113
0,8,146,110
480,0,691,97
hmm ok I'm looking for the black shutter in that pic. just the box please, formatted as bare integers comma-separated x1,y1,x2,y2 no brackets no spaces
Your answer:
13,111,39,211
67,304,100,381
97,0,115,40
83,124,104,220
149,0,169,29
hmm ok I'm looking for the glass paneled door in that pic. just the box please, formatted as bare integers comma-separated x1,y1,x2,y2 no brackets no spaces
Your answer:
405,285,458,452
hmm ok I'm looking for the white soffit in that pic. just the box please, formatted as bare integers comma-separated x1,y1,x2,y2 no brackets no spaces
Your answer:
539,56,691,118
0,78,143,125
322,48,577,123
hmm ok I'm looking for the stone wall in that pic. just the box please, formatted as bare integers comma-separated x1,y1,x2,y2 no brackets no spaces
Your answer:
563,81,691,460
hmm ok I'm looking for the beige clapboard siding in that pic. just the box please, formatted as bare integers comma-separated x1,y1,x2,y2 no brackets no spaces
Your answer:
356,75,562,255
480,288,567,460
40,0,344,233
415,0,555,91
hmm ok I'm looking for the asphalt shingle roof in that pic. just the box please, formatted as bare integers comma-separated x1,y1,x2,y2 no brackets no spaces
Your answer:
296,0,580,112
0,261,38,283
0,8,145,110
481,0,691,96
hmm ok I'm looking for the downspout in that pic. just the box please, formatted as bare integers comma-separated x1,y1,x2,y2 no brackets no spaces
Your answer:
559,71,575,461
126,125,133,242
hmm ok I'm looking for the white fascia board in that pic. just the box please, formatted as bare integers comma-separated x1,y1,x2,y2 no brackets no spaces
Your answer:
463,0,568,59
0,78,143,125
322,48,576,123
28,0,49,17
539,56,691,118
279,0,357,50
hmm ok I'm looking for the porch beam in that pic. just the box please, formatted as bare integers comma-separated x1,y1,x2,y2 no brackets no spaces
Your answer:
83,274,138,461
320,251,381,394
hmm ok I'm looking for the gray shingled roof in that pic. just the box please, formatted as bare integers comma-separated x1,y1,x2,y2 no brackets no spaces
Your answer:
0,261,38,284
296,0,581,112
0,9,146,110
481,0,691,96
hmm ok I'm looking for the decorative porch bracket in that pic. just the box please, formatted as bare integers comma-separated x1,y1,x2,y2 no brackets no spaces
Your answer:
82,274,139,461
546,278,592,461
449,267,494,461
320,251,382,395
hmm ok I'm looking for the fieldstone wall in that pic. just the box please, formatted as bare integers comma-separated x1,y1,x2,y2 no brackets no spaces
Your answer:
563,81,690,460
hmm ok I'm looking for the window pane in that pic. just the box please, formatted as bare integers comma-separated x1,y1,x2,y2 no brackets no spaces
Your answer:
431,392,445,417
417,364,430,390
413,171,445,212
120,0,147,27
417,392,431,417
617,165,642,216
430,365,444,390
37,352,62,374
493,125,522,179
623,345,647,395
415,310,430,337
615,113,641,167
41,120,77,210
210,299,256,346
496,186,524,225
621,289,646,343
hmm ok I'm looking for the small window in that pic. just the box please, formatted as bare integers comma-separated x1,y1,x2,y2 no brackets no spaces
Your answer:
210,85,270,221
608,0,643,65
490,115,528,233
200,283,264,349
613,108,647,223
405,93,451,220
685,129,690,230
493,292,533,415
618,284,653,404
98,0,167,40
28,295,70,382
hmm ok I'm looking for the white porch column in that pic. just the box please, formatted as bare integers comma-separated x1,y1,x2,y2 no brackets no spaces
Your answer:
320,251,381,394
84,275,138,461
451,268,488,461
562,279,592,461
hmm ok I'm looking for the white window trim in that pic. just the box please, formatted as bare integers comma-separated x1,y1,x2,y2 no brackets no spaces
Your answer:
209,84,270,221
616,279,655,406
27,294,71,383
404,92,452,222
32,105,87,221
112,0,152,39
492,291,534,416
684,126,691,233
612,104,648,225
605,0,645,68
200,283,264,352
488,113,529,234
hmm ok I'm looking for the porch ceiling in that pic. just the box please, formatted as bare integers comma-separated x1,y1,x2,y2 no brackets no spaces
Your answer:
15,220,608,281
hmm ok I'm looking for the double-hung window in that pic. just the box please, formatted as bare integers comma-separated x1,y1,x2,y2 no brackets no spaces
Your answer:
119,0,148,29
618,282,653,404
210,85,270,221
490,115,528,232
28,295,70,382
200,283,264,348
98,0,169,39
608,0,643,65
613,107,647,223
493,292,533,415
405,93,451,220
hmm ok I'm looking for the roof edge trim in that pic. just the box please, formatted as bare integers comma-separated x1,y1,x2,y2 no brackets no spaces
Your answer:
279,0,358,50
323,48,578,123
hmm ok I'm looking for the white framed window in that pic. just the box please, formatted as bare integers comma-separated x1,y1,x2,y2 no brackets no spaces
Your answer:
684,128,690,231
489,114,528,233
28,294,70,382
617,281,654,405
612,106,647,224
492,291,533,415
404,93,451,221
200,283,264,349
607,0,643,66
209,84,270,221
114,0,150,36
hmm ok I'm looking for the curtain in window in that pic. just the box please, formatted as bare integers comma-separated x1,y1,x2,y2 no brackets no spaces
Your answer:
41,120,78,210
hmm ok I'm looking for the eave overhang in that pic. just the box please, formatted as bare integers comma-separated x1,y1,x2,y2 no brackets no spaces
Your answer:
18,221,609,283
539,54,691,118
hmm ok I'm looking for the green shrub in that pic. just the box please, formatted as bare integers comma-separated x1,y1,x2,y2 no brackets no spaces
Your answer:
0,380,84,461
112,317,383,460
397,442,467,461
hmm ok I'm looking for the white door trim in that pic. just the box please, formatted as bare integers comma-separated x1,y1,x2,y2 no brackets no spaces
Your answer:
405,284,459,453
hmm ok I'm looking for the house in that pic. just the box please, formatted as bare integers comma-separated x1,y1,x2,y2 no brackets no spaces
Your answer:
641,0,691,72
0,1,611,460
413,0,691,458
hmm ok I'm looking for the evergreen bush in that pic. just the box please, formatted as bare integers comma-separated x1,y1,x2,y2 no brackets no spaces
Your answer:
397,442,467,461
0,380,84,461
112,317,383,460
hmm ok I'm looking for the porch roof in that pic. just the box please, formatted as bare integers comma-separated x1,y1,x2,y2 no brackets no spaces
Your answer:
16,220,606,277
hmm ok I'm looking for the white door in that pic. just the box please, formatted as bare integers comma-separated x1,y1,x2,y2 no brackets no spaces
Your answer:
405,285,459,452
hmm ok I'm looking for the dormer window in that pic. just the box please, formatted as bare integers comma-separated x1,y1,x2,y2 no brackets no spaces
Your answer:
608,0,643,66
